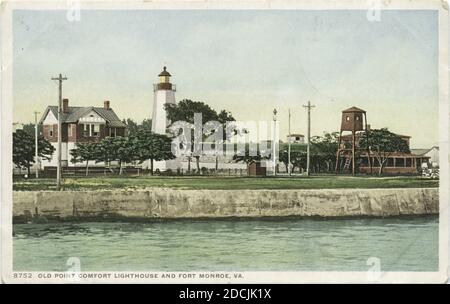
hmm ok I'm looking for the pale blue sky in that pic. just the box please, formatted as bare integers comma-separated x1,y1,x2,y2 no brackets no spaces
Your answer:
13,9,438,148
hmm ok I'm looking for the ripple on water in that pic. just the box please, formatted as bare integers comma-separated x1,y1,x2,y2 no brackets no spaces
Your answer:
12,217,438,272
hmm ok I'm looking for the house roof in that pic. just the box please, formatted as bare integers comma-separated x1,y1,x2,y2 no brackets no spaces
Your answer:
40,105,126,127
340,131,411,139
410,149,430,156
158,66,171,77
342,106,366,113
411,146,439,156
288,133,305,137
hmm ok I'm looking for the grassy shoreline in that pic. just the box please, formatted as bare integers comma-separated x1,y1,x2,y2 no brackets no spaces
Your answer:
13,175,439,191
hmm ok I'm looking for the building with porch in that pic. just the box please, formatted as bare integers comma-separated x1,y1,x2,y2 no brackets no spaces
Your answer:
336,106,429,175
39,99,127,168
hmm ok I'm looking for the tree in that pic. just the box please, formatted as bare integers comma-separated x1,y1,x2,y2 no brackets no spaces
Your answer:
70,142,97,176
166,99,235,173
290,151,307,173
21,123,43,138
211,109,236,171
93,137,118,173
13,129,54,176
140,119,152,132
123,118,152,136
123,118,139,136
233,144,268,172
359,128,410,175
134,130,175,175
279,148,291,172
311,132,339,172
90,136,137,175
114,136,137,175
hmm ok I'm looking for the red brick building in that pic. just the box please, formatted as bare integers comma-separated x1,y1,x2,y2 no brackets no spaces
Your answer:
338,132,430,174
39,99,126,168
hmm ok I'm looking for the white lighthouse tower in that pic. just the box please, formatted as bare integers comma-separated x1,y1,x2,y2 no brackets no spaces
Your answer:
149,66,178,172
152,66,176,134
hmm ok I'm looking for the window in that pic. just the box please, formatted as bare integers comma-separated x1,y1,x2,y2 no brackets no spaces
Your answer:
295,136,300,140
82,124,100,137
387,158,394,167
49,129,53,137
68,124,72,137
83,124,89,137
110,127,116,137
396,158,405,167
356,116,360,121
346,116,350,121
360,157,369,166
406,158,412,167
372,158,380,167
93,124,100,137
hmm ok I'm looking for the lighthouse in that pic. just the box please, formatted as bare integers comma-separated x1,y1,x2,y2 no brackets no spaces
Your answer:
149,66,179,172
152,66,176,134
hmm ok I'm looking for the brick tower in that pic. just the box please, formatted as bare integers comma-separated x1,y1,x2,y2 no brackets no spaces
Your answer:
335,106,371,175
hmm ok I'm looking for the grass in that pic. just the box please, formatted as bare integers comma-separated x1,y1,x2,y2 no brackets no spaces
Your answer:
12,175,439,191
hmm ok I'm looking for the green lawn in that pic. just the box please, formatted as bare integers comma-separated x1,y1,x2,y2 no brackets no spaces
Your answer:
13,175,439,191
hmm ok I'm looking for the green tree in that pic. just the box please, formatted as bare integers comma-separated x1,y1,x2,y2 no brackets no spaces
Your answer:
278,148,290,173
123,118,152,136
123,118,139,136
70,142,97,176
166,99,235,173
13,129,54,176
134,130,175,175
92,136,137,175
210,109,236,171
311,132,339,172
114,136,137,175
290,151,307,173
140,119,152,132
21,123,43,138
359,128,410,175
93,137,118,173
233,144,268,172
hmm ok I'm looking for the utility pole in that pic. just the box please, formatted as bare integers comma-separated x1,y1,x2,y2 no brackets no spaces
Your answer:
51,74,67,191
34,111,41,178
272,108,278,176
303,101,315,176
288,109,291,176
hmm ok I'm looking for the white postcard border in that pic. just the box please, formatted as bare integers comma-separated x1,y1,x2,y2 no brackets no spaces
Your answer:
1,0,449,284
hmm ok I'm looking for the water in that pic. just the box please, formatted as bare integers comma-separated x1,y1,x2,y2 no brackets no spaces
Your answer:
13,216,438,272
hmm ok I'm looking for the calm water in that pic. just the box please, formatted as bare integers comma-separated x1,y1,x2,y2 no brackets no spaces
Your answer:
13,217,438,272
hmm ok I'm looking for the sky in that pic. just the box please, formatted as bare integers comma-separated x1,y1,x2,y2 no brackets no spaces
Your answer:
13,9,438,148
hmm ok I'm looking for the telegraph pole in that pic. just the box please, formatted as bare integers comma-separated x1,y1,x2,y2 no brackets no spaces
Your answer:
51,74,67,191
288,109,291,176
34,111,41,178
272,108,278,176
303,101,315,176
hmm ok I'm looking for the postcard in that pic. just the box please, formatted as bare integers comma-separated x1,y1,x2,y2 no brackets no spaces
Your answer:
1,0,448,284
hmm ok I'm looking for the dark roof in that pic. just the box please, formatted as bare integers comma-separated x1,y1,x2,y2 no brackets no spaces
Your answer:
342,106,366,113
158,66,171,77
39,105,126,127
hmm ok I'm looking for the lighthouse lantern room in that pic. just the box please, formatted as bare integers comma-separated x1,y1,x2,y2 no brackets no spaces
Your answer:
152,66,176,134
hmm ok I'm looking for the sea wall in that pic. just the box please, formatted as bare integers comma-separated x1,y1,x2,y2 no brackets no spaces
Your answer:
12,188,438,223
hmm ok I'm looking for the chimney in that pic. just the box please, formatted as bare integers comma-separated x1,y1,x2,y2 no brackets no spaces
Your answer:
104,100,110,110
62,98,69,113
